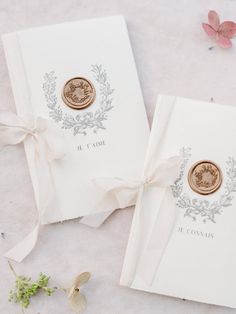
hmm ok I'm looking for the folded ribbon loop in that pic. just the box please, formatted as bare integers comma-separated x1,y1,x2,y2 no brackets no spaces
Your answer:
0,112,64,262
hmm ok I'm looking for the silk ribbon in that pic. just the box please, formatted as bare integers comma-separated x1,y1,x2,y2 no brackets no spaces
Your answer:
0,112,64,262
119,95,180,286
80,156,180,232
81,154,180,284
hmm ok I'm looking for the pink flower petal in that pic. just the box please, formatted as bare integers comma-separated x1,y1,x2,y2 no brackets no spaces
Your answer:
202,23,217,38
208,10,220,30
219,21,236,38
216,34,232,48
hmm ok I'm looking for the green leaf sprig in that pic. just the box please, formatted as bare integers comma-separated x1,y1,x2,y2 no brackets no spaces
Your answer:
8,261,91,314
8,261,55,312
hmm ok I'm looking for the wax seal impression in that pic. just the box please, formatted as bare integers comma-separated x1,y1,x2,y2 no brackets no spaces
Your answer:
62,77,96,109
188,160,222,195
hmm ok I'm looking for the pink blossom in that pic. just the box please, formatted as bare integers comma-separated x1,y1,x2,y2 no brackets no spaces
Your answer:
202,10,236,48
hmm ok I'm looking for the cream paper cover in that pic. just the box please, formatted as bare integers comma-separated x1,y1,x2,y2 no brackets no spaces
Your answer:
121,95,236,308
1,16,149,261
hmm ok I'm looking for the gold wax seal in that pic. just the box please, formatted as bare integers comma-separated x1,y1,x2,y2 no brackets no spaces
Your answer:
188,160,222,195
62,77,96,109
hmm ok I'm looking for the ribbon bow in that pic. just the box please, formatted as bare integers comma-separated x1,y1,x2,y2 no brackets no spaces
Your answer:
81,155,180,285
119,96,183,287
80,156,180,229
0,112,65,262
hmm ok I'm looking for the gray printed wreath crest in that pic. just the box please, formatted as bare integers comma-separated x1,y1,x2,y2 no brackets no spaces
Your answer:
171,147,236,223
42,65,114,135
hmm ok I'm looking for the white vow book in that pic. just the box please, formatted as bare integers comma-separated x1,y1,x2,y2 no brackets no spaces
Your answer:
2,16,149,224
121,95,236,308
1,16,149,261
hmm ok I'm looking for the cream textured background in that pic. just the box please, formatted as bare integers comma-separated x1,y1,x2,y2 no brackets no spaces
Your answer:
1,0,236,313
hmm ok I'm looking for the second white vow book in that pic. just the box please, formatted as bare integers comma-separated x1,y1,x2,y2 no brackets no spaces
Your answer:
2,16,149,225
121,95,236,308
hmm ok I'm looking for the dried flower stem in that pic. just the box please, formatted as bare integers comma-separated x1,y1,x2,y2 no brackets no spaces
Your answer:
8,261,17,277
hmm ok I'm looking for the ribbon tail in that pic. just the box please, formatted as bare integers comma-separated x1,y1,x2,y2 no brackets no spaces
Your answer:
4,224,40,262
4,136,61,262
80,178,139,228
80,209,116,227
136,187,177,285
120,185,146,286
0,115,65,262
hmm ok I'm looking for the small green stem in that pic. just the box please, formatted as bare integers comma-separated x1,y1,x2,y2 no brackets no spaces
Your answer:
55,286,67,293
8,261,17,277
